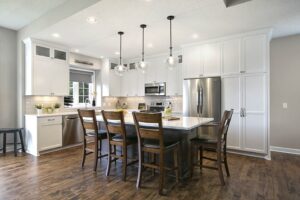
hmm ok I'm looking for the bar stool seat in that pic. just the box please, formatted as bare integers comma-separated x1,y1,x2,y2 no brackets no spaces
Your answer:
86,130,107,139
0,128,26,156
143,139,179,149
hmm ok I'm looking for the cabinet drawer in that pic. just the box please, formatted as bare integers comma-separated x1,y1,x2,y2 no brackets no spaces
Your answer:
38,116,62,125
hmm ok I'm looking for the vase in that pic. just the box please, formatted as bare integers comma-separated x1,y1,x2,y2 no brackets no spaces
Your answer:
36,109,42,115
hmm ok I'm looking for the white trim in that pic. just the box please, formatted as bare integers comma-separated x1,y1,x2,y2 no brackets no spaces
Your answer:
270,146,300,155
227,149,270,160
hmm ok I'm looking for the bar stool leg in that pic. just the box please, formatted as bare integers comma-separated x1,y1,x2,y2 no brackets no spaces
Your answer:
19,129,26,153
3,133,6,154
14,131,17,156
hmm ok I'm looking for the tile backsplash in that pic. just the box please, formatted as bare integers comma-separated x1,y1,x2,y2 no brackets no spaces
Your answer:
25,96,64,114
102,96,183,113
25,95,183,114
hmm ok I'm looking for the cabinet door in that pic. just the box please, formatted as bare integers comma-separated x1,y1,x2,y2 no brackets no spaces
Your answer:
243,74,267,153
242,35,267,73
221,76,242,150
121,72,129,96
222,39,241,75
182,45,203,79
137,70,145,96
33,56,52,95
156,61,168,83
109,70,121,96
166,63,179,96
128,70,138,96
145,60,157,83
38,117,62,151
203,43,221,76
51,59,69,96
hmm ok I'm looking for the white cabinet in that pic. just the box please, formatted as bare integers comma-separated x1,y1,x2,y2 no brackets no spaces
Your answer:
137,70,145,96
121,69,138,97
222,39,241,75
182,45,204,79
38,116,63,151
222,74,267,154
182,43,221,78
24,38,69,96
167,63,182,96
203,43,221,76
25,115,62,156
101,60,122,97
243,74,267,153
242,34,267,73
145,58,167,83
222,76,242,150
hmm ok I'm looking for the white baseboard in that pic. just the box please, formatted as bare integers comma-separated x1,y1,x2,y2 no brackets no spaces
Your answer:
270,146,300,155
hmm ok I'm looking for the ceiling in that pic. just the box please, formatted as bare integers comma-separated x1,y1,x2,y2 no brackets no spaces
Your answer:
0,0,69,30
32,0,300,59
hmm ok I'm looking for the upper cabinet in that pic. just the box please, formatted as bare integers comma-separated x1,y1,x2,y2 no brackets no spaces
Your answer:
183,31,269,78
242,34,267,74
182,45,204,79
222,39,241,75
203,43,221,76
24,38,69,96
182,43,221,78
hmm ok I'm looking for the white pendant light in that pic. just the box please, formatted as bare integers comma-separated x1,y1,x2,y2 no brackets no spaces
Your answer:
138,24,147,73
166,15,176,70
114,31,128,76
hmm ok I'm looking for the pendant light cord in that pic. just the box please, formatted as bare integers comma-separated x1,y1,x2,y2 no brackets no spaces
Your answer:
142,27,145,62
119,33,122,65
169,18,173,57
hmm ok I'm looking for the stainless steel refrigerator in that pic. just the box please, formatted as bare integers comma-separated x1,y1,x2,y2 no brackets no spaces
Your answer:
183,77,221,123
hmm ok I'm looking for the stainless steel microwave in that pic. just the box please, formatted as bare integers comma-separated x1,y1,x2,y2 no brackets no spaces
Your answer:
145,82,166,96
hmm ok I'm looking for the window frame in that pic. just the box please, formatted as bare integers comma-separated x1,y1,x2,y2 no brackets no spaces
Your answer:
69,67,96,107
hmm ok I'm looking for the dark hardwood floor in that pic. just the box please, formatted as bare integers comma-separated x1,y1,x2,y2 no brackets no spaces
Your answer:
0,145,299,200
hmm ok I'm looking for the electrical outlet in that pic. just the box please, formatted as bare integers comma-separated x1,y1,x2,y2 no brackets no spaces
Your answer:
283,102,288,109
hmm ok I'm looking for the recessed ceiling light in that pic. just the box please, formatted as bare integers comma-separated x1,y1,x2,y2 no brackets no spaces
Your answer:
52,33,60,38
115,51,120,55
86,16,97,24
147,43,153,48
100,56,104,59
192,33,199,39
74,49,79,53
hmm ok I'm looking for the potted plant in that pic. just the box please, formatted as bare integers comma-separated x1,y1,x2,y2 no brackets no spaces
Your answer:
45,106,53,114
54,103,61,113
35,104,43,115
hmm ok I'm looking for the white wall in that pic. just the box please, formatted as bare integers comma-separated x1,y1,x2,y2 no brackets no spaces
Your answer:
0,26,17,128
270,34,300,150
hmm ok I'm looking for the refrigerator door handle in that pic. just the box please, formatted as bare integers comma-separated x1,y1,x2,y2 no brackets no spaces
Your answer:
197,85,200,114
199,86,203,114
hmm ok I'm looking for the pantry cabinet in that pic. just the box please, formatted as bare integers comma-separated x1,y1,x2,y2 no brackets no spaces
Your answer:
222,74,267,154
24,38,69,96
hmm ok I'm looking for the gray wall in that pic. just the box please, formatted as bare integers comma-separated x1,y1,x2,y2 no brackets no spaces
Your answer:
0,26,17,128
270,34,300,149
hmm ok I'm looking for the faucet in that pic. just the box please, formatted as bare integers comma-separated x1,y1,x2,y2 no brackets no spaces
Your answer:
85,98,90,108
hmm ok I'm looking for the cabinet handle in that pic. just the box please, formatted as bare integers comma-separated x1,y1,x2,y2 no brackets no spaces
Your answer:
48,119,55,121
240,70,246,73
240,108,244,117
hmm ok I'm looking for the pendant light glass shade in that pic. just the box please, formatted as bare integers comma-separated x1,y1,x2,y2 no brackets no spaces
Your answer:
138,24,147,73
114,31,128,76
166,15,176,70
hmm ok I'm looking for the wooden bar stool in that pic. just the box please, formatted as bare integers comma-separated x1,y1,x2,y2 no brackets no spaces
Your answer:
190,109,233,185
78,109,108,171
0,128,26,156
132,112,180,195
102,110,138,181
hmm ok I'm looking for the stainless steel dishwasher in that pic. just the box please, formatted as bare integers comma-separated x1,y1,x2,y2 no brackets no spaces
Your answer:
62,114,84,146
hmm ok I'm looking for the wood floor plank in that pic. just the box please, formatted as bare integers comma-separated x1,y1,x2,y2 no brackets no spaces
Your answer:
0,146,299,200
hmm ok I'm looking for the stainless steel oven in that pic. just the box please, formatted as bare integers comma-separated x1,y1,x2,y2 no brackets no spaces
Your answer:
145,82,166,96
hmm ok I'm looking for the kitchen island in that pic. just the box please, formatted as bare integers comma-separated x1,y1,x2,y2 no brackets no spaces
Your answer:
97,113,213,178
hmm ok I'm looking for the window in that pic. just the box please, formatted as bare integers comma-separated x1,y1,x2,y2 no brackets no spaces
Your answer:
65,69,95,107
